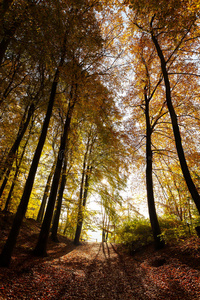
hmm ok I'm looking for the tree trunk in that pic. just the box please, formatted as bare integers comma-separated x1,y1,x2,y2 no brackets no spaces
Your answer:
0,53,65,267
3,126,31,212
0,169,11,201
82,166,91,207
33,98,75,257
3,169,17,212
74,165,91,245
36,160,56,223
145,91,164,249
50,158,68,242
0,103,35,183
74,152,87,246
151,31,200,214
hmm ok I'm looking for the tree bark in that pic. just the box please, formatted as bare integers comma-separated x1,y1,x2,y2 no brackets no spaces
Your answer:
50,158,68,242
3,125,32,212
36,160,56,223
33,97,75,257
145,91,164,249
151,30,200,214
0,103,35,183
74,151,87,246
74,165,91,245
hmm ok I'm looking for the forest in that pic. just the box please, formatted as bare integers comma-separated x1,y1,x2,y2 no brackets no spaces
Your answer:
1,0,200,280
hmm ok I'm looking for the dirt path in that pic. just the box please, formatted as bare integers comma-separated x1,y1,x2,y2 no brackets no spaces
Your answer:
0,241,200,299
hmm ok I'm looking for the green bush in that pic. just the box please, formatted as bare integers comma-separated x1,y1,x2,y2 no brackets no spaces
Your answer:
115,218,153,253
115,215,194,254
159,216,192,242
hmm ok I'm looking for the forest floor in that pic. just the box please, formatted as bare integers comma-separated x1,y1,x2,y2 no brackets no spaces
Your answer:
0,213,200,299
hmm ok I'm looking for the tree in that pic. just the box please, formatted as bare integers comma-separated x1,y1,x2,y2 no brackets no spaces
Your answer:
33,86,76,256
50,155,70,242
33,0,105,255
0,102,35,184
36,159,56,223
3,115,35,212
0,0,62,67
150,20,200,214
144,82,165,248
74,129,94,245
127,0,200,214
0,0,28,65
0,29,68,266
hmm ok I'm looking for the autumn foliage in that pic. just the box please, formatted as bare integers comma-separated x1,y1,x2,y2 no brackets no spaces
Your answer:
0,0,200,275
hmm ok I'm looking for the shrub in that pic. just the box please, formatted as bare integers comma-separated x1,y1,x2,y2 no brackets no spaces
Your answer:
115,215,194,254
115,218,153,253
159,216,192,242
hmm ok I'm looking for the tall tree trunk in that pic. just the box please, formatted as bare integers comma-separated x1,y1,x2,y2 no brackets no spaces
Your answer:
145,91,164,249
3,123,32,212
0,169,11,201
33,98,75,257
74,165,91,245
74,131,94,246
0,103,35,183
50,158,68,242
3,167,18,212
74,152,87,246
0,48,66,267
36,160,56,223
151,30,200,214
82,166,91,208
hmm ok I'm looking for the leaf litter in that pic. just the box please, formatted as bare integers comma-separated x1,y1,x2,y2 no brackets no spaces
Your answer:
0,215,200,299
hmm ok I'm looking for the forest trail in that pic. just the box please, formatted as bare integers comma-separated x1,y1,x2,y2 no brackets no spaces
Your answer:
1,240,200,299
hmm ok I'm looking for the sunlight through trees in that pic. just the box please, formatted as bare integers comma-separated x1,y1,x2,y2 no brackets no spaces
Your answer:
1,0,200,266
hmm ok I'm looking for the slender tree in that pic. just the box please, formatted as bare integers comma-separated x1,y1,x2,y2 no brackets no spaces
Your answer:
3,116,35,212
36,160,56,223
0,102,35,183
150,21,200,214
127,0,200,214
50,156,69,242
144,87,164,249
74,134,93,245
74,164,92,245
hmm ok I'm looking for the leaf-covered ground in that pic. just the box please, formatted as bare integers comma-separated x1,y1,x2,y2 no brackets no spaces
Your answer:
0,213,200,299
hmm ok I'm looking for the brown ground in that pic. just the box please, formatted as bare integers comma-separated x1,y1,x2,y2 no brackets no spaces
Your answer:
0,213,200,299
